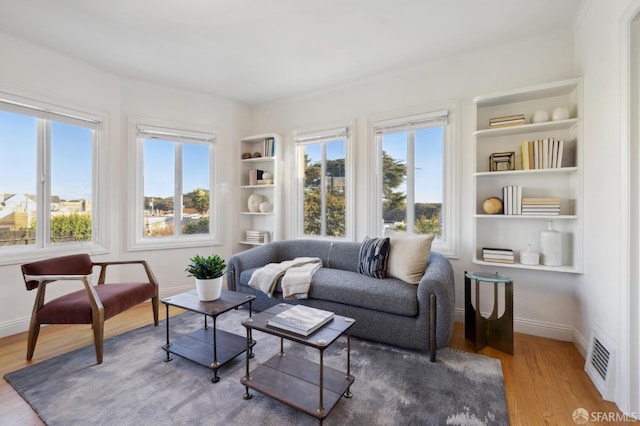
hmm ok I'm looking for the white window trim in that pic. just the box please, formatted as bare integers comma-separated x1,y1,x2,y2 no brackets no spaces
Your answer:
292,120,355,241
127,116,221,251
0,87,110,266
369,101,458,257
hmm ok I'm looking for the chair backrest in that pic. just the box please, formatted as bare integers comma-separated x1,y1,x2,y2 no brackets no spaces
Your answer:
21,254,93,290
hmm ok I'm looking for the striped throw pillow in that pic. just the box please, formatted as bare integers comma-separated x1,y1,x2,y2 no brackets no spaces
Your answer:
358,237,390,279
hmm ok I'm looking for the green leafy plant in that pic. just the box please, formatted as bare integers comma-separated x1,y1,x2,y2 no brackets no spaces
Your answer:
185,254,226,279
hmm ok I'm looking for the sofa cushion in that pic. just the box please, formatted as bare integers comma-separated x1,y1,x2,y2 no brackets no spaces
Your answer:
238,266,418,317
309,268,418,316
383,229,434,284
358,237,390,279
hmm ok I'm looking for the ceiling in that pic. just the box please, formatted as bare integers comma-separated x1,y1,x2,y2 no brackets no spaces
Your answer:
0,0,583,105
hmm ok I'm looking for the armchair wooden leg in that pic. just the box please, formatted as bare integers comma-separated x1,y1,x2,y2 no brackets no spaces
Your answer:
152,296,159,326
92,319,105,364
26,319,40,361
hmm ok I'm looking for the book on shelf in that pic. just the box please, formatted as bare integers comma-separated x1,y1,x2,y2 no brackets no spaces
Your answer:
501,185,522,215
483,257,515,264
522,197,561,204
483,253,515,260
248,169,265,186
489,120,525,129
482,247,514,256
267,305,334,336
519,139,566,170
482,247,515,263
489,114,525,123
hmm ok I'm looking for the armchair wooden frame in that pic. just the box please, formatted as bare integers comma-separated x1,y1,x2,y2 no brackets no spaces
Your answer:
22,255,159,364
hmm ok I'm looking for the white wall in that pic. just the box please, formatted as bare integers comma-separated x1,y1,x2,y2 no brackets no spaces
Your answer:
0,32,251,337
573,0,639,414
251,31,581,341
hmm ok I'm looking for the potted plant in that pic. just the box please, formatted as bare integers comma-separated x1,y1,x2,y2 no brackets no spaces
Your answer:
186,254,226,301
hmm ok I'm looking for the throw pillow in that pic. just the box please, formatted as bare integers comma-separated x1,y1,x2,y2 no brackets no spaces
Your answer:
358,237,390,279
383,228,434,284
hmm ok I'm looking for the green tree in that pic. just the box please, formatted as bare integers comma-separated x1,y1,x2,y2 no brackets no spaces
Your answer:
183,217,209,234
50,213,92,242
382,151,407,222
191,188,210,214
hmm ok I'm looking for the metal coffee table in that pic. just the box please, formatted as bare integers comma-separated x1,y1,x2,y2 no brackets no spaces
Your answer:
240,303,355,425
162,289,255,383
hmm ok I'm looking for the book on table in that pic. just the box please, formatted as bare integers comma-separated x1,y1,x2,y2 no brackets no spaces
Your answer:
267,305,335,336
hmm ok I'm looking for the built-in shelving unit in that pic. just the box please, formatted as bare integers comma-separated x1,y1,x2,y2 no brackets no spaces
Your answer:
472,78,583,273
238,134,281,246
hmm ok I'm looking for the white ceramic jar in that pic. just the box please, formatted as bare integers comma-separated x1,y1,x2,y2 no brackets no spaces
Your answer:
540,221,562,266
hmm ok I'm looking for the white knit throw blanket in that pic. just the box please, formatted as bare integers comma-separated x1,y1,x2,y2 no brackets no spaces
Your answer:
248,257,322,299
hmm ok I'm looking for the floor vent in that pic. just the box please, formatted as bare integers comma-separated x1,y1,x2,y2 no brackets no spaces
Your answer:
585,325,615,399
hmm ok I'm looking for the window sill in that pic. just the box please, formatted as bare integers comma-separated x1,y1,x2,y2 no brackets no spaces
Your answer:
127,235,221,252
0,242,109,267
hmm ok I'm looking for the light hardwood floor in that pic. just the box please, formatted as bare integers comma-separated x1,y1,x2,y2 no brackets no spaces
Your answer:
0,302,630,426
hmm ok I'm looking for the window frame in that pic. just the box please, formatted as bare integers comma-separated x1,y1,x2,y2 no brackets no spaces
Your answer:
128,117,220,251
0,90,108,266
292,121,355,241
370,102,458,257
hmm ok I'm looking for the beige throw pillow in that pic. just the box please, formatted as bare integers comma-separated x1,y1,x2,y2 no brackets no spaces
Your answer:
383,228,434,284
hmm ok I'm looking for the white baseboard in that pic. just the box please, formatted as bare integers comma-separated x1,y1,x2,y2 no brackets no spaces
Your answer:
454,307,578,343
0,284,196,339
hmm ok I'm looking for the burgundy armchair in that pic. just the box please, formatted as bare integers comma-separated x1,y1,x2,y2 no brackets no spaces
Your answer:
21,254,159,364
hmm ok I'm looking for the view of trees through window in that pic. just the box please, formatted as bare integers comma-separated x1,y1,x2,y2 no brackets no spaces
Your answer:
381,127,443,237
302,139,346,237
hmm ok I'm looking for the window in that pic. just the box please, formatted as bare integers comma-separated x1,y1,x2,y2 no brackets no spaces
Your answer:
294,125,353,239
130,120,218,250
373,107,457,255
0,95,103,260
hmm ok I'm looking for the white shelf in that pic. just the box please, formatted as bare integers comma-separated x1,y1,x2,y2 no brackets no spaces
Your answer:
239,134,281,246
241,157,276,163
474,167,578,178
474,214,577,220
474,118,579,137
472,78,583,273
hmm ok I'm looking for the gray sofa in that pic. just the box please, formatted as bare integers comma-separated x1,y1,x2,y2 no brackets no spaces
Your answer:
227,239,455,361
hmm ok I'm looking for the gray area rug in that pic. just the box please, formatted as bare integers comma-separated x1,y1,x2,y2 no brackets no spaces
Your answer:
5,309,508,425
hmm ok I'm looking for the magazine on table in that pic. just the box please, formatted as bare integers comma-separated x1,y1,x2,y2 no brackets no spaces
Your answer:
267,305,334,336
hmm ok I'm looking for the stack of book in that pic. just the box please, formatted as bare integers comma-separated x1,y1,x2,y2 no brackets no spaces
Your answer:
501,185,522,215
482,248,515,264
245,230,269,243
521,197,561,215
520,138,565,170
267,305,334,336
489,114,525,129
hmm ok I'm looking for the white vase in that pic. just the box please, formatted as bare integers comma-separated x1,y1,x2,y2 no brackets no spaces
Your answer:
195,277,223,301
259,201,272,213
552,106,570,121
247,193,265,212
540,221,562,266
531,110,549,123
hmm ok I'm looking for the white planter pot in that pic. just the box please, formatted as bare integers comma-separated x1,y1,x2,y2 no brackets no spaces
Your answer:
195,277,223,301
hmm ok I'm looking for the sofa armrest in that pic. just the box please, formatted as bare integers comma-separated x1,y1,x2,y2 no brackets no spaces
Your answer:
226,242,283,291
416,251,455,349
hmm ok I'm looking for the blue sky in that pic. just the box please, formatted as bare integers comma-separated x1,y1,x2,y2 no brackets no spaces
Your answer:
143,138,210,198
0,110,92,200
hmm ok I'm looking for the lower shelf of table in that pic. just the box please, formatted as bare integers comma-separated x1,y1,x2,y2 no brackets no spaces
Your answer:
241,353,354,419
163,328,249,369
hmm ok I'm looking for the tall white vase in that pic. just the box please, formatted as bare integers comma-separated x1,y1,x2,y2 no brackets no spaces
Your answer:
195,277,223,301
540,221,562,266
